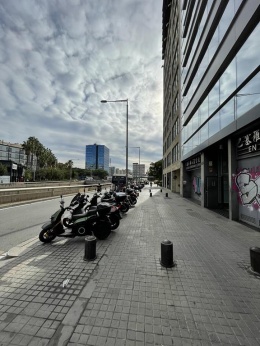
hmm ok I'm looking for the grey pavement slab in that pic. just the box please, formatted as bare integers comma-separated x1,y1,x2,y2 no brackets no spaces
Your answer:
0,186,260,346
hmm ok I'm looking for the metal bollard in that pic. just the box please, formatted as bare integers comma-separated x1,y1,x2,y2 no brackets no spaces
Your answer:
84,235,97,261
250,247,260,274
150,192,152,197
165,193,168,197
160,239,174,268
161,189,162,192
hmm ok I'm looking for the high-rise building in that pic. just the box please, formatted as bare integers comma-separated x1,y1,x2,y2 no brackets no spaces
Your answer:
162,0,181,192
85,144,109,173
133,163,146,179
162,0,260,229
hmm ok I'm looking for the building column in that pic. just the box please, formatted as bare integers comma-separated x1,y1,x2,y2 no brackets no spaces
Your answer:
228,138,238,221
201,152,205,208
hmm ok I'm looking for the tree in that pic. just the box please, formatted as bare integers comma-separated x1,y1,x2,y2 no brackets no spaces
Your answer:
147,160,163,181
0,163,8,175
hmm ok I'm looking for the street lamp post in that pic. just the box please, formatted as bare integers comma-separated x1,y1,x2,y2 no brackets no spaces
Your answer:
101,99,129,187
130,146,140,183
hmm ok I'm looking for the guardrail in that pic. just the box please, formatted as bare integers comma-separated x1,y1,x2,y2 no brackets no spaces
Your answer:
0,183,112,205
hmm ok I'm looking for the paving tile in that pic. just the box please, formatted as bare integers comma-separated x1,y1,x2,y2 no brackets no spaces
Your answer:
1,188,260,345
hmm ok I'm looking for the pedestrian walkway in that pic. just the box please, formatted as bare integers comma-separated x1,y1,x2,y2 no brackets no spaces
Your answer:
0,186,260,346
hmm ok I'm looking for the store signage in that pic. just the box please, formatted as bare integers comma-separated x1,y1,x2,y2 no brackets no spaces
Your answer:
237,129,260,157
12,163,17,170
185,156,201,170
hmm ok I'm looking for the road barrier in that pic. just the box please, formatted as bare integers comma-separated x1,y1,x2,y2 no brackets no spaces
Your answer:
0,183,111,205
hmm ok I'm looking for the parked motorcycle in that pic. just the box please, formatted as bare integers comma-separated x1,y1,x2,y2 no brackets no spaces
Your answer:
39,194,112,243
125,188,138,205
101,191,130,213
63,192,121,231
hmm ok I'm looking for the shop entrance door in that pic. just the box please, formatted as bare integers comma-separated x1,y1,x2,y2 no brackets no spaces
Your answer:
205,176,218,208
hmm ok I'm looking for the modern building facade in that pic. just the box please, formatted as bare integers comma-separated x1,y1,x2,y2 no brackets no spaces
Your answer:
162,0,260,230
162,0,181,192
0,141,28,182
132,163,146,180
85,144,109,173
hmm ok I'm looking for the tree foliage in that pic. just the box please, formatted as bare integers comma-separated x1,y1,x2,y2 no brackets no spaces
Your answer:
5,136,110,181
22,137,57,168
0,163,8,175
147,160,163,181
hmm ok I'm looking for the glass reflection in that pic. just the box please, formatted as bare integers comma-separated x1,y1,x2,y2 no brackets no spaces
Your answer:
236,25,259,86
236,73,260,118
209,112,220,137
208,80,220,116
220,99,234,129
219,59,236,104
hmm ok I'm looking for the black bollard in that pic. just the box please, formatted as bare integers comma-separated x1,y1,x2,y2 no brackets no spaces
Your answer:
150,192,152,197
166,193,168,197
161,189,162,192
160,239,174,268
250,247,260,274
84,235,97,261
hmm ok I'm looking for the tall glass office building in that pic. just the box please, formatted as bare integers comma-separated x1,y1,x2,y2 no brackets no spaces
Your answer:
162,0,260,229
85,144,109,174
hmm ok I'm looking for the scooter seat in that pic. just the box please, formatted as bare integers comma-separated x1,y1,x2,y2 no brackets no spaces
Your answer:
71,208,97,220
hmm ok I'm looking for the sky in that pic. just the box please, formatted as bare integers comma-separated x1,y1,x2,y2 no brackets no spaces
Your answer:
0,0,163,171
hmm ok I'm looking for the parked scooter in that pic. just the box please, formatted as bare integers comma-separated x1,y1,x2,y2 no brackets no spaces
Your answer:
125,188,138,205
39,194,112,243
101,191,130,213
63,192,121,231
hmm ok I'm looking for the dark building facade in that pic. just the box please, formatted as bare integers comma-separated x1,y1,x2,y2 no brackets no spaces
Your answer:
0,141,28,182
162,0,260,229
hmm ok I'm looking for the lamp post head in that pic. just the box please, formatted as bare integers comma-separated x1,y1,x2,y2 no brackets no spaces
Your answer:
100,100,107,103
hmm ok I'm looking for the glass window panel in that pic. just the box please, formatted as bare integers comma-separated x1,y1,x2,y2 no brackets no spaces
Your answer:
219,59,236,104
200,123,208,144
193,132,199,147
236,94,259,119
236,25,260,87
220,99,234,129
218,0,235,44
192,110,199,132
182,125,188,144
208,80,220,116
199,97,209,124
209,112,220,137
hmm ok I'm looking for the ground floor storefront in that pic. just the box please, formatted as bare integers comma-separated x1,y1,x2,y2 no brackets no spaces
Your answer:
180,119,260,230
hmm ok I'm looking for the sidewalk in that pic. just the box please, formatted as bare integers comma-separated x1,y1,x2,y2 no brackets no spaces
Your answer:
0,186,260,346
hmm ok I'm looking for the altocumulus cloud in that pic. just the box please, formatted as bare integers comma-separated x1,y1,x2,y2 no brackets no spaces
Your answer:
0,0,163,169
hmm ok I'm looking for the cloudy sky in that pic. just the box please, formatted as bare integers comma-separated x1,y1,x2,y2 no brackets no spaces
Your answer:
0,0,163,171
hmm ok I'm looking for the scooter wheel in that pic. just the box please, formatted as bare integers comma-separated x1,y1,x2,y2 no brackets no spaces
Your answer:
109,214,120,230
121,203,129,213
39,228,56,243
93,221,111,240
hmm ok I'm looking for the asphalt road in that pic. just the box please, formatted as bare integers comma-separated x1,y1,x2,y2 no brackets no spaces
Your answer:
0,188,149,255
0,194,89,255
